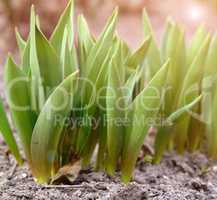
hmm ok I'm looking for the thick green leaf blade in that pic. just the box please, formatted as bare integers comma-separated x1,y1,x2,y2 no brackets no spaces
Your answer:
163,24,186,115
124,64,144,105
179,34,210,106
125,37,151,94
93,40,123,170
15,28,26,55
35,26,63,95
202,33,217,125
21,38,30,74
209,83,217,158
126,36,151,69
36,15,41,29
31,71,78,183
61,28,78,77
76,125,92,156
77,15,94,73
161,18,174,62
80,8,118,104
29,6,44,113
0,95,22,164
204,33,217,157
167,95,202,123
153,94,202,164
187,25,207,66
81,128,98,168
95,116,107,170
4,56,37,162
143,9,161,79
174,34,211,153
94,47,115,92
83,8,118,78
153,126,171,164
106,44,125,175
184,33,209,152
120,39,130,62
50,0,74,54
95,41,124,170
121,59,170,182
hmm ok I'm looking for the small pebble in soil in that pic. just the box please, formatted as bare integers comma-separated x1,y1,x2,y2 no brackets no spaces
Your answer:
190,178,209,191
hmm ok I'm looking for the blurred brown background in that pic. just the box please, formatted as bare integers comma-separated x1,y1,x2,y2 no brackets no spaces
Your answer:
0,0,217,66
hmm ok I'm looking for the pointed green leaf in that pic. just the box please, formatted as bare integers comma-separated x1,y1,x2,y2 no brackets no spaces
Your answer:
50,0,74,54
21,38,30,74
209,82,217,158
0,95,22,164
121,59,170,182
174,34,211,153
31,71,78,183
202,33,217,124
36,15,41,29
120,39,130,62
75,109,92,156
126,36,151,69
77,15,94,73
205,33,217,157
124,64,144,105
106,44,125,174
143,9,161,79
83,8,118,78
96,115,107,170
80,8,118,104
187,25,207,66
161,18,174,61
15,28,26,55
4,56,37,162
167,96,202,123
164,24,186,115
153,126,172,164
81,128,98,168
35,26,63,95
29,6,44,113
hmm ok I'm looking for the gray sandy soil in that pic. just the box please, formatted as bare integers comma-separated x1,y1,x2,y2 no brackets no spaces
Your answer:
1,135,217,200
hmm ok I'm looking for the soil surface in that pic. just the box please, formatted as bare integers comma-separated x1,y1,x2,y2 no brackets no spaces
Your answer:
1,135,217,200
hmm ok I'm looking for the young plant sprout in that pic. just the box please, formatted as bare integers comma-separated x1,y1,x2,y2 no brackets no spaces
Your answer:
0,0,216,183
